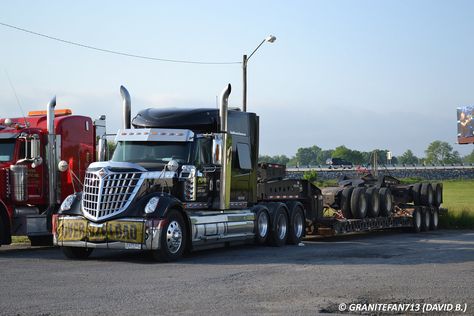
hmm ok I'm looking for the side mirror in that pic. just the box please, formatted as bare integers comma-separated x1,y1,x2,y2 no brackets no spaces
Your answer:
212,134,223,165
58,160,69,172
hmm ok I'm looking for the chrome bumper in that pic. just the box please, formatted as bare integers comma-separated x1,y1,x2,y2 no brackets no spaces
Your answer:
53,216,164,250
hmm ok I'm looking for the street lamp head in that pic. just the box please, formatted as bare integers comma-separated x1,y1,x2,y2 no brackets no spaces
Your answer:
266,35,276,43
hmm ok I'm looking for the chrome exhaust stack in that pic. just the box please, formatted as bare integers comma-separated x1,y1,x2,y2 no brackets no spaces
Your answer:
46,96,57,208
120,85,131,129
219,84,232,210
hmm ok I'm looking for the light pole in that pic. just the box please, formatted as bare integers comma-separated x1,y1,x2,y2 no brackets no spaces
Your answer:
242,35,276,112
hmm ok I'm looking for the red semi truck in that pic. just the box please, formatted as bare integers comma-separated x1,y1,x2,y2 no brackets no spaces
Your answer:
0,97,106,245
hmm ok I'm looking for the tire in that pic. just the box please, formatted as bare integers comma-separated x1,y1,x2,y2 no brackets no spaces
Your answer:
412,208,422,233
254,206,270,245
366,187,380,218
287,204,305,245
420,207,430,232
29,235,53,246
412,183,422,205
420,183,434,206
61,246,94,259
379,187,394,216
340,187,354,219
351,187,367,219
430,208,439,230
433,183,443,207
268,205,288,247
152,210,187,262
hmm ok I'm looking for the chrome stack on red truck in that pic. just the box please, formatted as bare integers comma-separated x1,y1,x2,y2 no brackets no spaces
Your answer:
53,84,445,261
0,98,106,246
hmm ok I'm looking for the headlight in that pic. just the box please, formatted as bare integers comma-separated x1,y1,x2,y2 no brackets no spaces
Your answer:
145,197,160,214
60,194,76,211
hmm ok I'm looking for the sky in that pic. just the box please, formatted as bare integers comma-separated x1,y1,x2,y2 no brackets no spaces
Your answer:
0,0,473,158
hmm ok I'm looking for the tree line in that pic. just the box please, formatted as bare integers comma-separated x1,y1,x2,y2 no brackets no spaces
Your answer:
260,141,474,167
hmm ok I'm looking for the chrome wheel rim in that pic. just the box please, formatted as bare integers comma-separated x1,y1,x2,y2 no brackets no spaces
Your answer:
166,220,183,254
277,214,287,240
258,212,269,238
294,212,304,238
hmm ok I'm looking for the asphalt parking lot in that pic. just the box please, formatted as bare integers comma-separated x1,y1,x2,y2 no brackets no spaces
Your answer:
0,229,473,315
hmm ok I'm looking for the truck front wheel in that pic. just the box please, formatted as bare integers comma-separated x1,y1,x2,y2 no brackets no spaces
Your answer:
61,247,93,259
254,207,270,245
287,206,305,245
152,210,187,262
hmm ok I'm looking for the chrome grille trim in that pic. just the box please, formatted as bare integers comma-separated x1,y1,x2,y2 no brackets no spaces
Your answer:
82,169,144,221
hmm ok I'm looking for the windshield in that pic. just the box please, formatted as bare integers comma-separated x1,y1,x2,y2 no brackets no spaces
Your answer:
111,141,192,164
0,140,15,162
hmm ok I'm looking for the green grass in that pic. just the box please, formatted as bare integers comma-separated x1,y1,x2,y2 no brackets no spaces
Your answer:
440,180,474,229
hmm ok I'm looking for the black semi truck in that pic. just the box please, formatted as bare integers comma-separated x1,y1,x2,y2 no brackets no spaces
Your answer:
53,84,443,261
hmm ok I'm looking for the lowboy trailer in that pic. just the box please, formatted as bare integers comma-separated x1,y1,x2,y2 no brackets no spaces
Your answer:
53,84,443,261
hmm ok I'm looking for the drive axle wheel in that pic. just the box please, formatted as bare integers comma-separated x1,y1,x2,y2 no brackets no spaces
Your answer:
152,210,187,262
254,206,270,245
287,205,305,245
61,247,94,259
268,205,288,247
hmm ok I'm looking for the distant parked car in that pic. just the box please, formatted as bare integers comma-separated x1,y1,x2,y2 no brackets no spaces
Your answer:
326,157,353,169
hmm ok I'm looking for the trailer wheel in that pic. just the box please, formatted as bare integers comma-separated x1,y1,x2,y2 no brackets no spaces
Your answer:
430,208,439,230
421,183,434,206
420,207,430,232
268,206,288,247
412,208,422,233
254,206,270,245
412,183,422,205
287,205,305,245
365,187,380,217
433,183,443,207
340,187,354,219
61,247,94,259
152,209,187,262
379,187,394,216
351,187,367,219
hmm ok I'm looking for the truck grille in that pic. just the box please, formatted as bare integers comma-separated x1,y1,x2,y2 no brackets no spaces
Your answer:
82,170,143,221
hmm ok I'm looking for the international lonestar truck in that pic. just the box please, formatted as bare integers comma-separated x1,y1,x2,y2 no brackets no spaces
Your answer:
54,85,443,261
0,98,106,246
